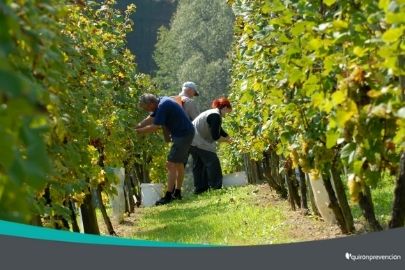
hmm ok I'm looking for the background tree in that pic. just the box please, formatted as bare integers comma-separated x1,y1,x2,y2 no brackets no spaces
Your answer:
153,0,234,107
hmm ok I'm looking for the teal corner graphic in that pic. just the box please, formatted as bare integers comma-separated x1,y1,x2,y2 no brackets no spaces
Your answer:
0,220,211,248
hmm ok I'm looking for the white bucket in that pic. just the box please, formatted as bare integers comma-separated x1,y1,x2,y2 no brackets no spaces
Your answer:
141,183,163,207
222,171,248,187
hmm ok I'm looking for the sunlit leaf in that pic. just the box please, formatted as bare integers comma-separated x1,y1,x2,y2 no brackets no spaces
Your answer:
326,129,339,149
382,27,404,42
324,0,336,7
332,91,346,105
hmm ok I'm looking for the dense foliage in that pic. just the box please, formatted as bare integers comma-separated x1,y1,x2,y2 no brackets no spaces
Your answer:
0,0,165,225
226,0,404,202
1,0,403,234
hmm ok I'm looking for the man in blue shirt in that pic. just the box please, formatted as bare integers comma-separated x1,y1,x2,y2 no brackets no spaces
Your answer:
135,94,195,205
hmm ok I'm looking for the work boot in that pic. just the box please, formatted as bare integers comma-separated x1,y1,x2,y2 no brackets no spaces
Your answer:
155,191,173,206
172,189,182,200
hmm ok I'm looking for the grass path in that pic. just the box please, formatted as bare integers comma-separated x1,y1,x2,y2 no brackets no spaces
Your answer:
99,184,346,246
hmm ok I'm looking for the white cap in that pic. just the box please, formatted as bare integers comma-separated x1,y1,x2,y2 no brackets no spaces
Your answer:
182,81,199,96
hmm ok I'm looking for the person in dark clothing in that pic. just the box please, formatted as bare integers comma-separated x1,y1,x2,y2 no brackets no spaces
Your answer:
190,97,232,194
135,94,195,205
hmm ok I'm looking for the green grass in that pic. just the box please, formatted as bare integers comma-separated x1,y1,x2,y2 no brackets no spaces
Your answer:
349,173,395,226
132,185,290,246
98,175,396,243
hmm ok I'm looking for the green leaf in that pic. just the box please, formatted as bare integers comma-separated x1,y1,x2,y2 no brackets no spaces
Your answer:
290,21,306,36
0,69,22,97
9,155,25,186
288,68,304,84
20,124,50,188
276,143,283,155
303,75,320,96
353,159,364,174
364,170,380,188
261,2,271,14
0,131,14,169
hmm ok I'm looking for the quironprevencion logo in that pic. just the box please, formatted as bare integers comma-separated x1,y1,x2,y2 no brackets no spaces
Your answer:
345,252,401,262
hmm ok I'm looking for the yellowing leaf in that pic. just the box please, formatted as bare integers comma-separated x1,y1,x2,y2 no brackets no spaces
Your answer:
329,118,337,129
321,99,334,113
378,0,390,11
386,12,405,24
332,91,346,105
326,129,339,149
377,47,392,58
382,27,404,43
312,92,324,108
353,46,367,57
253,81,262,91
333,20,348,29
247,40,255,49
322,56,336,76
336,100,358,127
348,100,359,116
367,90,382,98
308,38,323,50
323,0,336,7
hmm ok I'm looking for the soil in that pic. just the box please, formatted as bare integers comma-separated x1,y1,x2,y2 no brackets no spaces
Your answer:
98,184,367,243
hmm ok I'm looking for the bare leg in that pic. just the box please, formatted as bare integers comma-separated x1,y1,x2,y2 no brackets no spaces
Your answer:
175,163,185,189
166,161,177,192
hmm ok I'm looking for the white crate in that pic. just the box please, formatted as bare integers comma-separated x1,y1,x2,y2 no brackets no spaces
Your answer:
223,171,248,187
